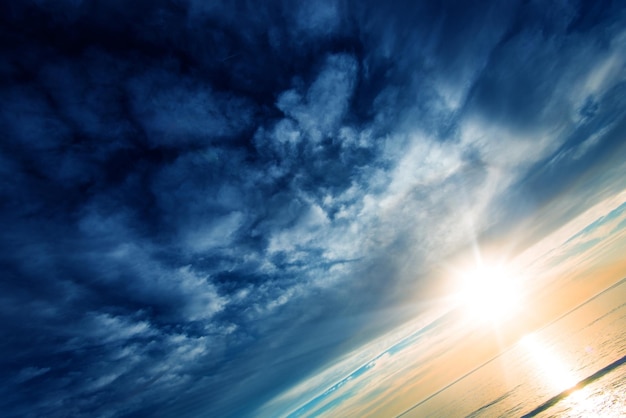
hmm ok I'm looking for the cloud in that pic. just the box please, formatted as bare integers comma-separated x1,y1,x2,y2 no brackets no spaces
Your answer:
128,67,255,147
277,53,358,143
1,1,626,417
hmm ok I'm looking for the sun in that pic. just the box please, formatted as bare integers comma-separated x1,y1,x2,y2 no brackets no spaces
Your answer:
454,263,524,324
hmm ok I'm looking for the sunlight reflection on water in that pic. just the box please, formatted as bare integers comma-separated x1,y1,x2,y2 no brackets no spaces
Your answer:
521,333,577,394
536,366,626,418
403,279,626,417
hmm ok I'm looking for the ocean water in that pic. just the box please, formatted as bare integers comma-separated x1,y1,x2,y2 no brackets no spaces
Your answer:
403,279,626,417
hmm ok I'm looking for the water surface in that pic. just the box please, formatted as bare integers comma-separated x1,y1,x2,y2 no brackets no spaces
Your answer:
402,278,626,417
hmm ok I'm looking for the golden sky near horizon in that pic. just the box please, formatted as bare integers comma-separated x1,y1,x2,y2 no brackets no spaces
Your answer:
268,188,626,418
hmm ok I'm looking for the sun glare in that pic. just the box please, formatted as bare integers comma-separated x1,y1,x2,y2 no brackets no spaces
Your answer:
454,263,524,324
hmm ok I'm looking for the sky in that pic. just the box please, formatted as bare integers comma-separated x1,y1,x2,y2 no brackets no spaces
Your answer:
1,1,626,417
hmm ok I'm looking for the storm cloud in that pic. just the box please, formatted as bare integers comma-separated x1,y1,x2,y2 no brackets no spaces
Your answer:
1,1,625,417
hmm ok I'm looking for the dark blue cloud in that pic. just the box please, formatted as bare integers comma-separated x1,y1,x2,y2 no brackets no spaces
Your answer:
1,1,625,417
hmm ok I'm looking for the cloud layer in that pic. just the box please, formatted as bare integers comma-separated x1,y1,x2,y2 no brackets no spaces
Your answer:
1,1,625,416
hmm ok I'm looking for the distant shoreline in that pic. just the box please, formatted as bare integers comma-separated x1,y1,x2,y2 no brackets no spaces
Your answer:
395,277,626,418
521,353,626,417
